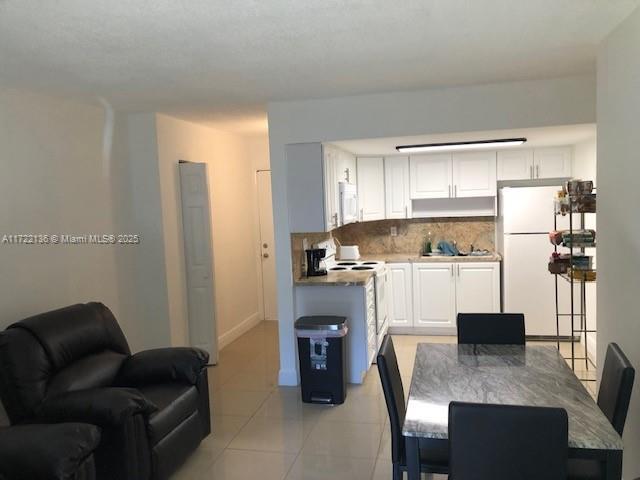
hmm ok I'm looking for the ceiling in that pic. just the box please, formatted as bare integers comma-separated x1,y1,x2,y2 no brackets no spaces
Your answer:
0,1,637,134
331,124,597,155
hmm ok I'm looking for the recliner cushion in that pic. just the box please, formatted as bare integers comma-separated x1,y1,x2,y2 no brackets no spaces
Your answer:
47,351,128,398
138,384,199,445
9,302,130,370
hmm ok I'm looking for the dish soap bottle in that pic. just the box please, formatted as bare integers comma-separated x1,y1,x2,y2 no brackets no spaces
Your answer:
425,231,432,254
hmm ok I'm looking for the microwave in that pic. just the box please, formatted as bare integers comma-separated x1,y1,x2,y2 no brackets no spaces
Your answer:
339,182,358,225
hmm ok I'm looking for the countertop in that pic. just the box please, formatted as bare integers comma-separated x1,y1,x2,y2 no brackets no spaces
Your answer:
403,343,622,451
293,252,501,286
359,252,502,263
294,270,374,287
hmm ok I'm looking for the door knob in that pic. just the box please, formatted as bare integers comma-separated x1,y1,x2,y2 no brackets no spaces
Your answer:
263,243,268,248
263,253,269,258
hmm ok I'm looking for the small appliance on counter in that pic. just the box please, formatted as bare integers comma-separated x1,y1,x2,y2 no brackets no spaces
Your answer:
305,248,327,277
339,245,360,260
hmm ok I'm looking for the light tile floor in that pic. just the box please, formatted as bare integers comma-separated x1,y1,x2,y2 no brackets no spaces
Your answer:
172,321,597,480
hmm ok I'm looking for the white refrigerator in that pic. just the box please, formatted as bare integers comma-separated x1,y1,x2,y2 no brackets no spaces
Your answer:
499,186,572,337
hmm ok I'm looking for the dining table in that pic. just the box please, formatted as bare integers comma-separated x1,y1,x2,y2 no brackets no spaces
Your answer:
403,343,624,480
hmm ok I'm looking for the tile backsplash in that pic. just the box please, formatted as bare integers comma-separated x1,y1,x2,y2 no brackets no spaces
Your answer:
291,217,495,277
333,217,495,255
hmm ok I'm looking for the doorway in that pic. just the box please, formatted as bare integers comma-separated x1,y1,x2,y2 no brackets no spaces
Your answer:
257,170,278,321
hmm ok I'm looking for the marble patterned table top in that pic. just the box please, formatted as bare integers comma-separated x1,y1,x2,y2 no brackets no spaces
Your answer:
403,343,623,451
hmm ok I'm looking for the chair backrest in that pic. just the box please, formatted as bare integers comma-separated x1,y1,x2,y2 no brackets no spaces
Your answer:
0,302,130,423
449,402,568,480
598,343,635,436
377,335,406,464
457,313,525,345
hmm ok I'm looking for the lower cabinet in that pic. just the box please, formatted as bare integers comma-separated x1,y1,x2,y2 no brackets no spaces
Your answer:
389,261,501,334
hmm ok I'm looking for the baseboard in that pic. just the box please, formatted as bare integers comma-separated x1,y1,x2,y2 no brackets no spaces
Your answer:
278,368,298,386
218,311,262,350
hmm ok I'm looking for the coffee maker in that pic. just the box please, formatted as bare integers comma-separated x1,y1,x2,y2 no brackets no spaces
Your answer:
305,248,327,277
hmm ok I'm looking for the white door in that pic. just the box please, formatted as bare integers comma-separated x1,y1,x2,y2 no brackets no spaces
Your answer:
323,147,339,230
497,149,534,181
534,147,572,179
388,263,413,327
455,262,500,314
452,151,497,198
384,156,411,219
357,157,385,221
412,263,456,331
257,171,278,321
503,234,572,336
501,186,567,233
410,154,452,199
179,162,218,363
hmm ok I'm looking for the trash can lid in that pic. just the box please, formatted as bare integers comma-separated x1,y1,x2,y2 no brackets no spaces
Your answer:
295,316,347,331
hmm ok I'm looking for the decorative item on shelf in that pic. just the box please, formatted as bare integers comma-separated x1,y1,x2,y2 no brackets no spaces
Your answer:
564,269,597,282
548,252,571,274
566,180,594,195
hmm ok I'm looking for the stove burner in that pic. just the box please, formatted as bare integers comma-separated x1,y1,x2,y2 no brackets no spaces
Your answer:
361,261,379,265
337,262,357,266
330,267,347,271
352,266,374,271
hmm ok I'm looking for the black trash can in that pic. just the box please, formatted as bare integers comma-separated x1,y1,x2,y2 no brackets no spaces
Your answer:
295,316,348,405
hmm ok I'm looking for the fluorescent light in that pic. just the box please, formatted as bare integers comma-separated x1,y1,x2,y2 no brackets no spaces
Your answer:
396,138,527,153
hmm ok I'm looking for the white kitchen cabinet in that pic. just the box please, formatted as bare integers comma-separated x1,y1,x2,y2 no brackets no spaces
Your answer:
455,262,500,314
412,263,457,331
533,147,572,179
410,154,452,199
388,263,413,327
452,151,497,198
384,156,412,219
497,149,534,181
357,157,385,221
409,261,500,334
323,146,339,230
335,148,357,184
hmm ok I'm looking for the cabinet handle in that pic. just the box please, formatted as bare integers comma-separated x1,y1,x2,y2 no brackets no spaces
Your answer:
404,205,408,218
360,208,364,221
529,165,533,179
450,265,454,277
448,185,451,197
536,165,540,178
454,185,457,197
333,213,338,226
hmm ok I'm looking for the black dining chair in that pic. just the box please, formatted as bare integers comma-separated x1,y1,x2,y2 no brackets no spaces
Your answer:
568,342,635,480
377,335,448,480
449,401,568,480
457,313,525,345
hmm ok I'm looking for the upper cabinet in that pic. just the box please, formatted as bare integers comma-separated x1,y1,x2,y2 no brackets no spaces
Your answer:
498,147,572,180
335,148,357,184
534,147,572,179
497,149,534,181
410,153,452,199
357,157,385,221
452,151,497,197
410,152,496,199
323,147,339,230
384,156,412,219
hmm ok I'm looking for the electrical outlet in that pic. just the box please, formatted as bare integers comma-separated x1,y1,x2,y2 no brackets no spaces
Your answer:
390,226,398,237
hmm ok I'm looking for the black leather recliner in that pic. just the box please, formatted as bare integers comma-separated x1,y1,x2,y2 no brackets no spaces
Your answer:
0,302,211,480
0,423,101,480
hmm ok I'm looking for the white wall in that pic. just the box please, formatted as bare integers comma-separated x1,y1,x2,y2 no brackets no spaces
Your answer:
154,115,265,348
0,87,122,425
597,6,640,478
268,75,597,385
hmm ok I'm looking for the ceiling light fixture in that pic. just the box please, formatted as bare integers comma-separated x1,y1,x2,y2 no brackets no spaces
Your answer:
396,137,527,153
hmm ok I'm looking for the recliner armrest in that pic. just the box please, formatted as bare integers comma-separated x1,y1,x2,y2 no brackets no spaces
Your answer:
0,423,100,480
37,387,157,426
117,347,209,386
